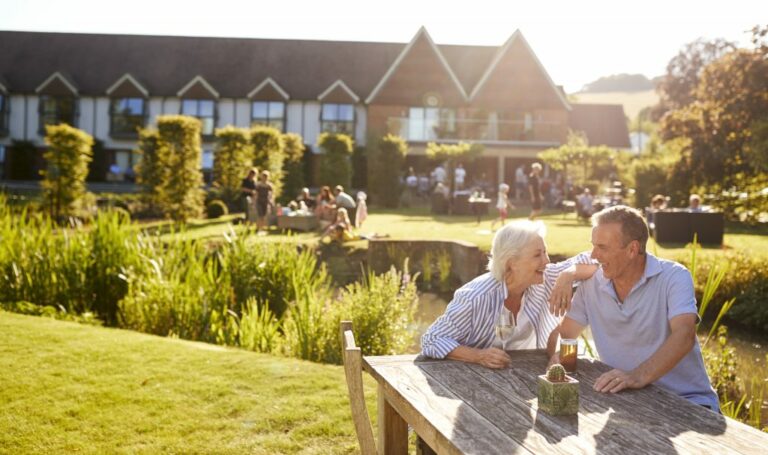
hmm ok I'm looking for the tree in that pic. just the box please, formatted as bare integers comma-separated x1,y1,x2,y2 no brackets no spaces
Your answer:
280,133,306,203
369,134,408,208
538,130,622,191
251,126,285,198
317,133,353,189
214,127,253,205
653,38,735,119
425,141,483,192
661,26,768,186
134,128,164,214
41,124,93,220
155,115,205,221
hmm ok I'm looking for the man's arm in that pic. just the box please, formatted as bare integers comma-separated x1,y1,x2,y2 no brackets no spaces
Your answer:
594,313,697,393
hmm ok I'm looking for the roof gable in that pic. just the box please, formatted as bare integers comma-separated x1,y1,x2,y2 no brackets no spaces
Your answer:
106,73,149,97
318,80,359,103
470,31,570,111
35,71,78,96
365,27,467,105
247,77,289,100
177,75,219,99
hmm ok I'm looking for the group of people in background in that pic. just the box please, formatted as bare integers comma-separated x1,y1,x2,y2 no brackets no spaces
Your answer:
241,168,274,235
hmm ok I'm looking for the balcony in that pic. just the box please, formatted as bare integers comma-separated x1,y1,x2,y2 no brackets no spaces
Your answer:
386,117,562,145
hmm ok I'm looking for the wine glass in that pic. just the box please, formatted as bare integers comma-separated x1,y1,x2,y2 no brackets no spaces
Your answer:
495,310,516,350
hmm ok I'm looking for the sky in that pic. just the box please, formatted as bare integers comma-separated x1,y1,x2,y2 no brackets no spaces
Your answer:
1,0,765,93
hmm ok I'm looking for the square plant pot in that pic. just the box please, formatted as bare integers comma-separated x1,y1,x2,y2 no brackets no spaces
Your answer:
537,374,579,416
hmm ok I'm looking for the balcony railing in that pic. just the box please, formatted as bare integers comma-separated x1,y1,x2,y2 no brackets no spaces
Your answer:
386,117,562,144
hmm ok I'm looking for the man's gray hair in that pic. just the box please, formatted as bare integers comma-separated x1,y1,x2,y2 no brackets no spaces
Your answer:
591,205,649,253
487,220,547,282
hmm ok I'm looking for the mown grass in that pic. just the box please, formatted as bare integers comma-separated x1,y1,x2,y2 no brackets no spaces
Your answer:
0,311,377,455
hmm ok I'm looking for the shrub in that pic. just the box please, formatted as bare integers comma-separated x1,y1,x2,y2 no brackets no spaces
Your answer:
251,126,285,198
280,133,306,203
213,127,254,205
631,146,688,208
155,116,206,222
369,134,407,208
238,297,282,354
41,124,94,221
317,133,353,189
134,128,165,214
206,199,228,219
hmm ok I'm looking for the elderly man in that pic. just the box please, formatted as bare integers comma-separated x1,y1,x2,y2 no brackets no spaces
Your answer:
548,206,719,411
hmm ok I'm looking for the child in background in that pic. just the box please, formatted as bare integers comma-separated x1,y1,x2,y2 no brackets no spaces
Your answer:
355,191,368,229
490,183,514,231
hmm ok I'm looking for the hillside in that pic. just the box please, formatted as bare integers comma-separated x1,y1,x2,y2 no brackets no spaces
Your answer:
570,89,659,120
0,312,374,454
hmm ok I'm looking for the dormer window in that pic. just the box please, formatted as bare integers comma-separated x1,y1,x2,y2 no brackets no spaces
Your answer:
321,103,355,135
251,101,285,131
110,97,146,137
181,99,216,136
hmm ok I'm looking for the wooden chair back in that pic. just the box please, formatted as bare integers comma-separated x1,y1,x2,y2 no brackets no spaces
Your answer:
340,320,377,455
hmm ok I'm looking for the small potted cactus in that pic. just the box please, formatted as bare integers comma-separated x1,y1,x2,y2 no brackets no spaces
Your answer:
537,363,579,415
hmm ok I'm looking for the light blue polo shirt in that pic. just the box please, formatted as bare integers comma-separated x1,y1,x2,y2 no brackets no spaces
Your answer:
568,254,720,411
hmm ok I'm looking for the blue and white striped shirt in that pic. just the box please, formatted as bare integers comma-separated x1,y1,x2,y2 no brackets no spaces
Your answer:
421,252,593,358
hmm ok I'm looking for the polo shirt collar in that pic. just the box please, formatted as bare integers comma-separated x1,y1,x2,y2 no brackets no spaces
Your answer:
597,253,663,293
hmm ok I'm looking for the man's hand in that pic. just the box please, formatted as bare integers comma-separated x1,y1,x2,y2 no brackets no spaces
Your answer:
475,348,511,369
548,270,575,316
593,368,647,393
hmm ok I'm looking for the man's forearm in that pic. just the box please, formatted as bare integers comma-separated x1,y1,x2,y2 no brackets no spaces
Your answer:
631,325,696,386
546,328,559,357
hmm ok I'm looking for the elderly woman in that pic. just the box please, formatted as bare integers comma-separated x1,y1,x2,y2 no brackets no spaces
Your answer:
421,220,597,369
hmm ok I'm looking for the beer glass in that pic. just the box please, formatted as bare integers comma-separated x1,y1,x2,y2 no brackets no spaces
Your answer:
560,338,578,373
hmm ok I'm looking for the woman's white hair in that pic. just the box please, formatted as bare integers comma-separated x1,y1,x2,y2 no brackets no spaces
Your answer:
487,220,547,281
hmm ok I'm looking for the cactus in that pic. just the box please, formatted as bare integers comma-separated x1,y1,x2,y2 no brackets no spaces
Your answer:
546,364,566,382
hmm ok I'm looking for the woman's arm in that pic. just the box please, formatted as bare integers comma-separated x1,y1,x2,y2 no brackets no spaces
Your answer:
546,253,598,316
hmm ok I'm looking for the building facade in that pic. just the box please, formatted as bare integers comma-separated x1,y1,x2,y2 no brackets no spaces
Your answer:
0,28,630,185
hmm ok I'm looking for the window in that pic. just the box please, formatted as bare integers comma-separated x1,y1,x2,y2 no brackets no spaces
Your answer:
110,97,146,137
39,95,77,132
251,101,285,131
408,107,456,141
321,103,355,135
0,94,8,135
181,99,216,136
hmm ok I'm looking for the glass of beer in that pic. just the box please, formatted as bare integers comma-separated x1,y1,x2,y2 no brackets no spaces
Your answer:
560,338,578,373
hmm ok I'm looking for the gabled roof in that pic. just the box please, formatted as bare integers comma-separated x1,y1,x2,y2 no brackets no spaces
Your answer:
469,30,570,110
247,77,289,100
570,103,630,148
365,27,467,104
106,73,149,97
318,80,359,103
177,75,219,99
35,71,78,95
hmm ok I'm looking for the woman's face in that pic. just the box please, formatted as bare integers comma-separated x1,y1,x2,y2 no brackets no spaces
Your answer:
506,236,550,286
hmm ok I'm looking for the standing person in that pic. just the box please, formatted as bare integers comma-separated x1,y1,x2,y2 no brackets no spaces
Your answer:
241,168,258,225
490,183,514,231
548,206,720,411
354,191,368,229
454,163,466,190
255,170,274,235
528,163,543,220
334,185,357,225
515,165,528,200
421,221,597,367
432,164,446,188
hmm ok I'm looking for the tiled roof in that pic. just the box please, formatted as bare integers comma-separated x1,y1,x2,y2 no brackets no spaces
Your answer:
569,103,631,148
0,31,497,100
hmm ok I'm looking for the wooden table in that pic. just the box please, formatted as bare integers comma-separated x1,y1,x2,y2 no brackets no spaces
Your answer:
363,350,768,454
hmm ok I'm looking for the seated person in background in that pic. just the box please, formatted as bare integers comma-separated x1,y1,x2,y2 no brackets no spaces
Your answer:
334,185,357,223
646,194,667,231
421,220,597,368
548,206,719,411
576,188,594,218
296,187,316,210
315,186,336,222
688,194,705,212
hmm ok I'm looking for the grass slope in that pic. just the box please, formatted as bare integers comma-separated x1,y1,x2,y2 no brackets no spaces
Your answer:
0,312,377,454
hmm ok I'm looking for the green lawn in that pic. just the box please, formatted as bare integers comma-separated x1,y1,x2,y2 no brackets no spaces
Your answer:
152,206,768,261
0,312,377,454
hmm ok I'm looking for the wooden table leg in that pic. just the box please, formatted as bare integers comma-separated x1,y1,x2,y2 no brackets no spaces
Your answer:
378,383,408,455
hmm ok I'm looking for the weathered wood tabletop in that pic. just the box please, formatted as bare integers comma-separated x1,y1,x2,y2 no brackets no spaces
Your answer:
363,349,768,454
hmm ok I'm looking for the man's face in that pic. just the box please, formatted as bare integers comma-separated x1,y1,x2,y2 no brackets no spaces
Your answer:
590,223,636,280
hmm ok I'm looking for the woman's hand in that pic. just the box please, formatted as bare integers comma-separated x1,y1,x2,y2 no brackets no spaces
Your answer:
474,348,511,369
548,269,575,317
